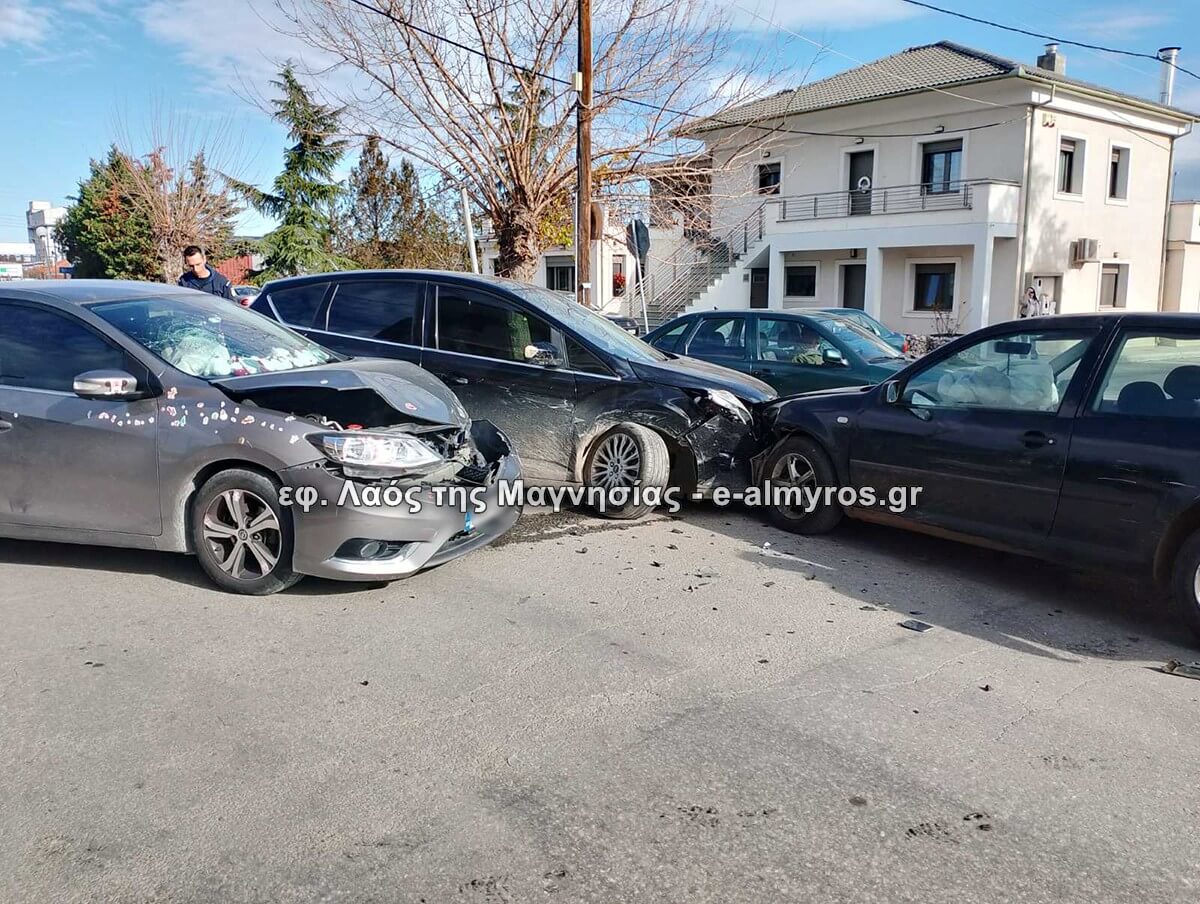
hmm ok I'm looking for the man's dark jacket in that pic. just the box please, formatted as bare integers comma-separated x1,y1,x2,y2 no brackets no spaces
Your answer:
178,267,236,300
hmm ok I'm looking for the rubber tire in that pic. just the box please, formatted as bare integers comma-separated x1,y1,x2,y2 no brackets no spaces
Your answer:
761,436,844,535
189,468,302,595
583,423,671,520
1170,531,1200,643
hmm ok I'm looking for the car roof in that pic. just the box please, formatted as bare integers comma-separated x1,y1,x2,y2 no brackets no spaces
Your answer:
0,279,198,306
664,309,1200,328
258,269,530,293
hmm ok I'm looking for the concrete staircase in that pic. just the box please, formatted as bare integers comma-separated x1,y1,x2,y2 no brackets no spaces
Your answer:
645,205,767,328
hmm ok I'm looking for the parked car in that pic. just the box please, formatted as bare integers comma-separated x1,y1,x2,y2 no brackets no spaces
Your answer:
0,281,520,594
644,309,907,396
606,314,643,336
252,271,776,517
233,285,259,307
753,312,1200,637
814,307,909,354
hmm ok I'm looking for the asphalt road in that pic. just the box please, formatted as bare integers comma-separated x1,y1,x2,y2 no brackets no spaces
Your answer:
2,504,1199,903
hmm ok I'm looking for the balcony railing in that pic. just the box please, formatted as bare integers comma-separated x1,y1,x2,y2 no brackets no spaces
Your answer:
777,179,981,221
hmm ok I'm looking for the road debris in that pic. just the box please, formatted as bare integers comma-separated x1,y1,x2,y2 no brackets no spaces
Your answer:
1160,659,1200,680
898,619,933,633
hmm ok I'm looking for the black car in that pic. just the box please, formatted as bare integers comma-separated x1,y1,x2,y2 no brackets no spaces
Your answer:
606,314,643,336
252,271,775,517
753,313,1200,637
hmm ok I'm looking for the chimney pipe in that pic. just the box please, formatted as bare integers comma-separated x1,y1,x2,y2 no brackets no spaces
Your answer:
1159,47,1181,106
1037,42,1066,75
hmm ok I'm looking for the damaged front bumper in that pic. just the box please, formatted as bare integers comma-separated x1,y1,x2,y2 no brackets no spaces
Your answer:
282,420,521,581
681,413,762,497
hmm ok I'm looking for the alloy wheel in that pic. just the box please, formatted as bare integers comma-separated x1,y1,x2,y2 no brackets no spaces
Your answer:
201,488,282,581
589,432,642,489
769,452,820,520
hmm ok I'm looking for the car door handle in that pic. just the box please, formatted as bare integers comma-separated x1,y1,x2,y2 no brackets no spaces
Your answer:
750,369,769,378
1021,430,1056,448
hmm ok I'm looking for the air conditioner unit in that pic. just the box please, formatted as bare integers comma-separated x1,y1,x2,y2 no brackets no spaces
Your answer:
1072,238,1099,265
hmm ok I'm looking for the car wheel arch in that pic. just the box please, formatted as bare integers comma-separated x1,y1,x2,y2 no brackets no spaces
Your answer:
1154,499,1200,589
571,416,685,487
753,427,838,486
176,459,287,555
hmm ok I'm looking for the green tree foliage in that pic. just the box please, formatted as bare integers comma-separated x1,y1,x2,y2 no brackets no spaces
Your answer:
57,148,159,280
227,65,351,281
340,136,465,270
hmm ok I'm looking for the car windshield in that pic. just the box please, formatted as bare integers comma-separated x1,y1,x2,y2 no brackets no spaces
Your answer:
811,314,904,360
90,295,336,379
510,286,667,363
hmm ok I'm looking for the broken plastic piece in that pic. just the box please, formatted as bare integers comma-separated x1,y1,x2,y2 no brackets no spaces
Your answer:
898,619,933,633
1161,659,1200,680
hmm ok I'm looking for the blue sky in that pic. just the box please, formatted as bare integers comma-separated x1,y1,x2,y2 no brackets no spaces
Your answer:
1,0,1199,244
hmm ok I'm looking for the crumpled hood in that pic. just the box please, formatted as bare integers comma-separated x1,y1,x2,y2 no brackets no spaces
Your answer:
630,356,777,404
214,358,469,428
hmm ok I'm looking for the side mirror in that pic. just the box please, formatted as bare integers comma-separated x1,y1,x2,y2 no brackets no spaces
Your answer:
524,341,564,368
73,370,141,401
883,380,901,404
822,346,848,366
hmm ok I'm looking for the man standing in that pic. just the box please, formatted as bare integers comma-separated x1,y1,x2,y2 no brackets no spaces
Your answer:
178,246,236,300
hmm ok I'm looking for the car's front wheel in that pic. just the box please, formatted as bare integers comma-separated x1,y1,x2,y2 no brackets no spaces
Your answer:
761,436,843,535
583,423,670,520
190,469,302,594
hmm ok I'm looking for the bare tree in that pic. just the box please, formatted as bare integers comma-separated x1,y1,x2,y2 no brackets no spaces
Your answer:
117,114,243,283
272,0,787,280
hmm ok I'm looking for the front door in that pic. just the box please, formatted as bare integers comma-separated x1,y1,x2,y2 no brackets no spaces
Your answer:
749,268,769,309
848,151,874,216
850,327,1098,546
841,264,866,310
0,301,161,535
422,282,578,481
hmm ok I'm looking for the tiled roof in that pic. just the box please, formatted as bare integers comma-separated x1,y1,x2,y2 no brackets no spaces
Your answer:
688,41,1197,131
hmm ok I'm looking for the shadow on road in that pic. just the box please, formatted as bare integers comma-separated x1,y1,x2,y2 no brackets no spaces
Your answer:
673,501,1195,661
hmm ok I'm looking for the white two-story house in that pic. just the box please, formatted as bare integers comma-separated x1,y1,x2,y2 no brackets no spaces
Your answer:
651,41,1198,334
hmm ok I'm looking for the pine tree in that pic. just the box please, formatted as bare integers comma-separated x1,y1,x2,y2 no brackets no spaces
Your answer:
57,148,159,280
227,65,351,280
341,137,465,270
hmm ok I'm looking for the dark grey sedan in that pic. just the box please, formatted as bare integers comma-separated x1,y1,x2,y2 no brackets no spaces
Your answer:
0,281,520,594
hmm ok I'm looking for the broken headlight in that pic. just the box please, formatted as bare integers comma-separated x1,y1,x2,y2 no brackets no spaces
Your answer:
314,431,443,477
697,389,751,424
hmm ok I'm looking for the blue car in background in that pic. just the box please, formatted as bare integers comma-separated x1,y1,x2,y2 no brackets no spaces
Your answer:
815,307,909,354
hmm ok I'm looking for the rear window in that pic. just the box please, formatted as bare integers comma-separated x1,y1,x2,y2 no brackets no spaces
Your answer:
266,283,327,328
326,281,420,344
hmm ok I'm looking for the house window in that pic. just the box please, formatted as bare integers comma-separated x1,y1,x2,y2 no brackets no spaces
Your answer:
784,264,817,298
921,139,963,194
545,257,575,292
1058,138,1084,194
1108,147,1130,200
912,262,956,312
1100,263,1127,308
757,162,781,195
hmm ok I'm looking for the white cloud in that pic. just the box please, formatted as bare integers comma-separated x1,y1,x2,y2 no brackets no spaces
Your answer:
138,0,322,93
732,0,919,32
1073,11,1169,40
0,0,46,46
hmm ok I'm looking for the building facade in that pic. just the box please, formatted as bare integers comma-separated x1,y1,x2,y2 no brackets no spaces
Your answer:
650,42,1197,334
26,201,66,263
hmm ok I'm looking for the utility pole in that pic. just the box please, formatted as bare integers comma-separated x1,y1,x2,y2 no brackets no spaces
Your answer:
575,0,592,306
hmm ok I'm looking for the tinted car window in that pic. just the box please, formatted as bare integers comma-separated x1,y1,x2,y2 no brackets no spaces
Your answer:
1094,332,1200,417
0,304,130,392
266,282,326,327
903,330,1093,413
687,316,747,361
809,315,903,360
652,319,692,353
565,337,612,375
327,281,419,344
436,286,551,363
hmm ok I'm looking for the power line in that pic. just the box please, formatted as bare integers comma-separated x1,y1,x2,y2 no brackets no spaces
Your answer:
896,0,1200,82
343,0,1024,141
